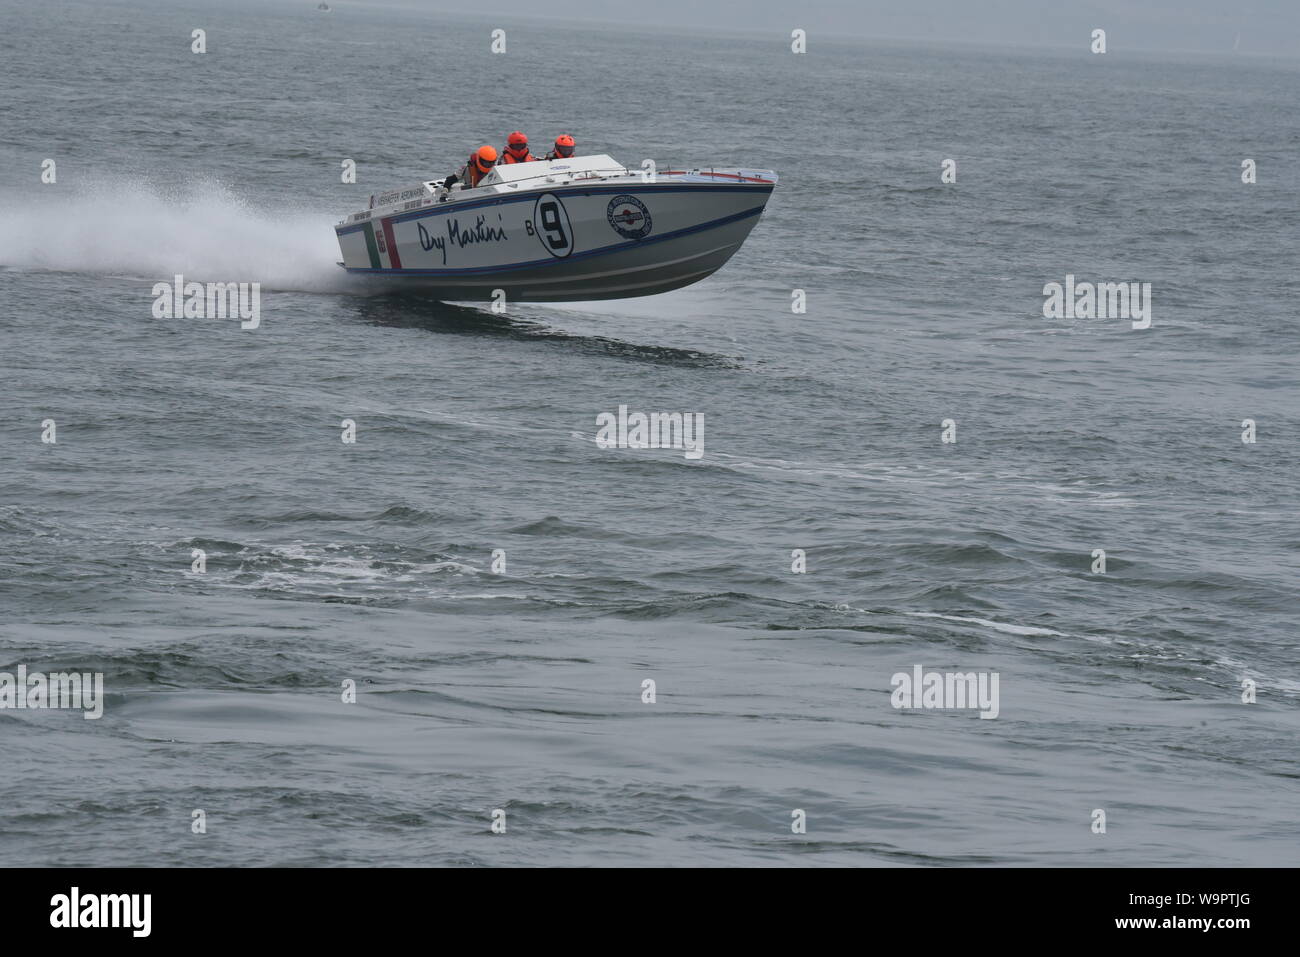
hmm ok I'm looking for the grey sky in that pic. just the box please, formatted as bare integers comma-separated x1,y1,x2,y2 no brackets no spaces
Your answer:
333,0,1300,57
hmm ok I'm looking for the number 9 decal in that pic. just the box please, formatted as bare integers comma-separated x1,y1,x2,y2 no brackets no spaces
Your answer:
532,193,573,258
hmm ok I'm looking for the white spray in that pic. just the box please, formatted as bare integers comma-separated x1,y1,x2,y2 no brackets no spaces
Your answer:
0,176,359,293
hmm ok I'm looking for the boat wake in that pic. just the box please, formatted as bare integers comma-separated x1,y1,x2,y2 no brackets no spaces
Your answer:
0,176,355,294
347,295,746,367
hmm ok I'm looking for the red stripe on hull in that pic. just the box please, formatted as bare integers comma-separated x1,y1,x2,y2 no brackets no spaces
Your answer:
381,218,402,268
658,170,775,184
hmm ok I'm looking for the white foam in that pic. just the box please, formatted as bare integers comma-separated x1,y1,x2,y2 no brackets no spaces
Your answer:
0,176,356,293
225,543,485,592
907,612,1066,637
1215,656,1300,694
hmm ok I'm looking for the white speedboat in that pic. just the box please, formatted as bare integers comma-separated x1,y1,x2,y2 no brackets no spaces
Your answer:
334,155,777,301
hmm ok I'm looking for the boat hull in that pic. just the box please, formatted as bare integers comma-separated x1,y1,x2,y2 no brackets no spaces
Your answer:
335,178,774,302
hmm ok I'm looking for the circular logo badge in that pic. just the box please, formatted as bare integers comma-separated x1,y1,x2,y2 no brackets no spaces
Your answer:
606,195,653,239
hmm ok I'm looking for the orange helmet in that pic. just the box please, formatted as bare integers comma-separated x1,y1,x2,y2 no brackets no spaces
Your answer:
554,134,575,157
474,145,498,171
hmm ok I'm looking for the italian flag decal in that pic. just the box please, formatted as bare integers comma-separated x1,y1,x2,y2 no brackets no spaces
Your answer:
362,219,402,269
362,222,380,268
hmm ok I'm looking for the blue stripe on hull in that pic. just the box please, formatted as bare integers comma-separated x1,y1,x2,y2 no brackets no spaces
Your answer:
340,204,767,277
337,183,774,236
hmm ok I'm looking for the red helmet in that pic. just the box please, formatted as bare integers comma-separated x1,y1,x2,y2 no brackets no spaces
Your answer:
474,145,498,171
507,131,528,153
554,134,575,157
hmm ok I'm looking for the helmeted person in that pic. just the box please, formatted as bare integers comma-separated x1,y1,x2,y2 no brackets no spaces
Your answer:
499,131,538,165
443,145,498,190
545,134,576,161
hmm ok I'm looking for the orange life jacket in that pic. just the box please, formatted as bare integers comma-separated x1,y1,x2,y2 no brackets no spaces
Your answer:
500,148,536,165
464,153,493,186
